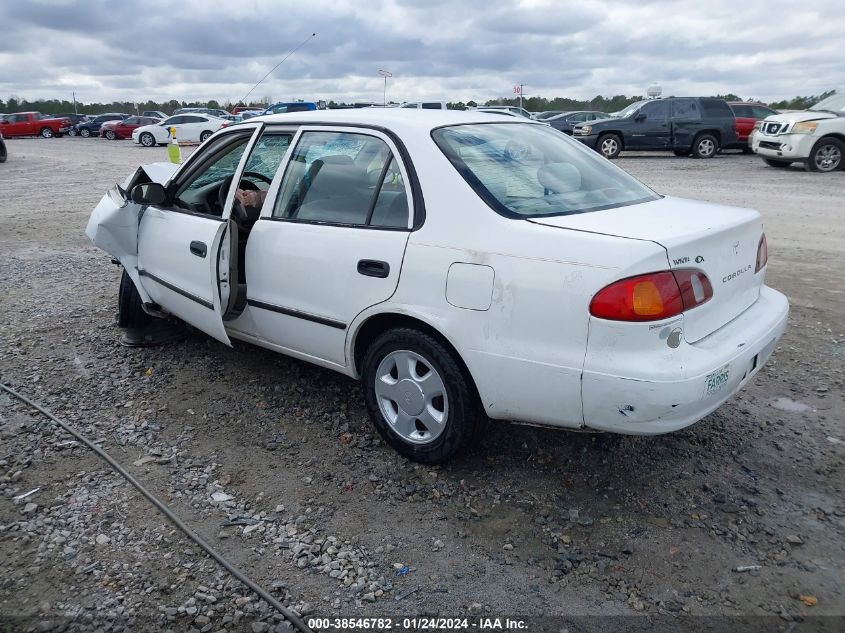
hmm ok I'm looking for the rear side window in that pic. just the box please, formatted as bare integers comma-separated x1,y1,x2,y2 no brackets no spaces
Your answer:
730,105,751,118
700,99,733,118
422,103,442,109
273,131,410,228
673,99,701,120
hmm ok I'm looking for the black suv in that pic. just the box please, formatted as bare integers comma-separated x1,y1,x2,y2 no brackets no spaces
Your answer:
74,113,129,138
572,97,737,159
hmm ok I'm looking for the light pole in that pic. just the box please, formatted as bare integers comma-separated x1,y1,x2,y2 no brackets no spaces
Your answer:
378,69,392,106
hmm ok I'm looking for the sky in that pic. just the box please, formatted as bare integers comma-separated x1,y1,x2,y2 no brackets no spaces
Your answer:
0,0,841,106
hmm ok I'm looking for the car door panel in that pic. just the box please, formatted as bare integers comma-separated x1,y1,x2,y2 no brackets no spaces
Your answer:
137,209,231,344
246,222,409,366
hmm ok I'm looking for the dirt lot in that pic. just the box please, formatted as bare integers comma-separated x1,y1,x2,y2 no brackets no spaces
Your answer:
0,137,843,633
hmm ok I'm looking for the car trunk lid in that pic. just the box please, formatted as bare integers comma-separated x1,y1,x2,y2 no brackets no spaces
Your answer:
528,196,766,342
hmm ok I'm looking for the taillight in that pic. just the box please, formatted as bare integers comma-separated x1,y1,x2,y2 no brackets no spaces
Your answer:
590,269,713,322
755,234,768,273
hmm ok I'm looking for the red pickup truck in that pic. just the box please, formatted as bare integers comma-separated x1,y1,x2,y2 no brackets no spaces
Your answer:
0,112,73,138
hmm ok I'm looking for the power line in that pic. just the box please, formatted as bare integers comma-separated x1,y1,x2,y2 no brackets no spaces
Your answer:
238,32,317,105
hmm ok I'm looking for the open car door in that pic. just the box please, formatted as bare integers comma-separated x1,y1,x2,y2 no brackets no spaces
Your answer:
133,125,263,344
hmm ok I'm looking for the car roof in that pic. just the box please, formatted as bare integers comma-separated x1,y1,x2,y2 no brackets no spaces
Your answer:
253,108,540,134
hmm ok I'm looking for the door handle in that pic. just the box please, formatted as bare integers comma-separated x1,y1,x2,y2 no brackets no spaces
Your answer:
190,241,207,258
357,259,390,278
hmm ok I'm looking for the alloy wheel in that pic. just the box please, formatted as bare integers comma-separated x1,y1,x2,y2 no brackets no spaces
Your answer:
814,143,841,172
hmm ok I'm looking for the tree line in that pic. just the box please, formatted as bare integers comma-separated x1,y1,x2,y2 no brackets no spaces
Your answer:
0,90,836,115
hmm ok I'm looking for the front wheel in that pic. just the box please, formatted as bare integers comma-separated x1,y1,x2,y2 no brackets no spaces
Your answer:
79,128,91,138
692,133,718,158
67,128,78,137
139,132,156,147
362,328,483,464
0,140,6,163
597,133,621,159
200,130,212,142
40,127,54,138
104,130,116,140
805,137,844,172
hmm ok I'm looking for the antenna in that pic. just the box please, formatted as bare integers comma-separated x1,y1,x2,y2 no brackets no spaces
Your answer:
238,33,317,106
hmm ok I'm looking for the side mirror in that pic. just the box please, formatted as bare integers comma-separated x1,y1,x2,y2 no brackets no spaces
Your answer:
130,182,168,205
634,113,646,122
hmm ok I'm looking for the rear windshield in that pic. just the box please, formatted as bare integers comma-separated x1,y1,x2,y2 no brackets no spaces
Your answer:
432,123,660,218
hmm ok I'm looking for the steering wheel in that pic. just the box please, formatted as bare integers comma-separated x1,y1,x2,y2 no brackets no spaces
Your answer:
217,171,271,222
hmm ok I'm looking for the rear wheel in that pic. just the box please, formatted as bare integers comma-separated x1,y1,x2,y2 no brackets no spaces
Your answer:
0,139,6,163
79,128,91,138
104,129,117,140
200,130,212,142
362,328,483,464
597,133,622,159
139,132,156,147
40,127,54,138
67,128,78,137
764,159,791,169
692,133,718,158
805,137,843,172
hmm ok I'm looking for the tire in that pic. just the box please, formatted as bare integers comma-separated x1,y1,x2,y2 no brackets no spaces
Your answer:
362,328,484,464
200,130,212,142
673,149,690,157
597,133,621,159
79,128,91,138
139,132,156,147
0,140,6,163
40,127,54,138
67,128,78,137
805,137,844,173
692,133,718,159
104,130,116,140
764,159,791,169
118,270,153,330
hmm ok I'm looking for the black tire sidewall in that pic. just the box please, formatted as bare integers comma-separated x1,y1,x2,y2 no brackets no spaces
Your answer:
118,269,152,330
362,328,481,464
200,131,211,142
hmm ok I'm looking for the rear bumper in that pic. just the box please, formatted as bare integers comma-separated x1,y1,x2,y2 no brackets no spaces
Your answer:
752,132,816,162
581,285,789,434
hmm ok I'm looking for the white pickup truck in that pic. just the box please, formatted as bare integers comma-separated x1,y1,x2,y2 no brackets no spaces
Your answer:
751,92,845,172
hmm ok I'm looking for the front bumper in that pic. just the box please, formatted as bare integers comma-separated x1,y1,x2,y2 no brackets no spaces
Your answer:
581,285,789,435
752,132,817,162
573,133,599,149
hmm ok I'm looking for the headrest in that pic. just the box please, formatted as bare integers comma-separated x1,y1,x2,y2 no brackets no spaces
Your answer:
537,163,582,194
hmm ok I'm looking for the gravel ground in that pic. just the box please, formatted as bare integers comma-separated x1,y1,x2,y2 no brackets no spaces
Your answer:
0,137,843,632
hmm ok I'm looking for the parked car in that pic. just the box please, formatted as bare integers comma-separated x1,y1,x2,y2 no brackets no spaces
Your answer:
75,113,129,138
57,113,90,135
142,110,168,119
131,113,225,146
547,111,612,135
101,116,162,140
261,102,318,115
474,108,524,117
728,102,778,150
400,101,449,110
573,97,738,159
86,109,788,463
239,110,265,120
172,107,229,118
231,105,268,115
0,112,73,137
751,92,845,172
475,105,535,119
0,130,6,162
534,110,568,121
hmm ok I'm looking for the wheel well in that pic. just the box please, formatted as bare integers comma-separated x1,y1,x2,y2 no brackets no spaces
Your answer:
815,133,845,146
695,129,722,144
352,313,481,398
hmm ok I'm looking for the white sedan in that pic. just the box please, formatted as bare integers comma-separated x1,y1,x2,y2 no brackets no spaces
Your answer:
87,109,788,463
131,113,225,147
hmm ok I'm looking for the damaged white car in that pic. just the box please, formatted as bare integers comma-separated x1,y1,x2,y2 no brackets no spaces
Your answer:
87,110,789,463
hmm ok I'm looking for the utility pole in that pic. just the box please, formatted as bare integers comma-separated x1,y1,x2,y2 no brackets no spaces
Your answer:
519,84,524,111
379,69,392,106
72,92,78,115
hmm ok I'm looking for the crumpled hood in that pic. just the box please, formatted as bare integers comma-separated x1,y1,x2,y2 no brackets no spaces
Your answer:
119,162,179,189
763,110,836,124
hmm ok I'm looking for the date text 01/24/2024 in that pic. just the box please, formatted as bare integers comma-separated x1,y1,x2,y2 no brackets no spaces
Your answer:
306,617,528,630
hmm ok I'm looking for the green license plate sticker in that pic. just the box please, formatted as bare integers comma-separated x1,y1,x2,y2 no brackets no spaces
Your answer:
704,364,730,398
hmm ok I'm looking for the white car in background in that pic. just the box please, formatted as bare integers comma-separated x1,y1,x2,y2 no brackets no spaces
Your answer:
132,113,225,147
752,91,845,172
87,109,788,463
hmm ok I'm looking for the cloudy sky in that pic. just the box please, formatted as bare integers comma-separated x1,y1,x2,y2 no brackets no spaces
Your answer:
0,0,841,106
